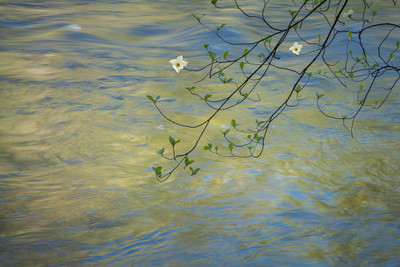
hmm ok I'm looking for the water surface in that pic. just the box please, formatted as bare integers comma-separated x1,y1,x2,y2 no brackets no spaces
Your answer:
0,1,399,266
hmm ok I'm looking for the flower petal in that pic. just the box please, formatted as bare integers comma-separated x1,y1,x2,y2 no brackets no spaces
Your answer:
172,64,180,73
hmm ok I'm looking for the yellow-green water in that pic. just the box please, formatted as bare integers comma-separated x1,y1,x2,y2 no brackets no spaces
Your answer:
0,1,399,266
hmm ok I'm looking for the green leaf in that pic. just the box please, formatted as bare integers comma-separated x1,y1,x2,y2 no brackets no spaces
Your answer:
219,76,232,84
216,67,224,78
293,24,298,31
203,44,209,49
215,146,218,152
191,13,201,22
222,129,230,136
334,68,342,73
228,143,233,152
193,168,200,175
263,35,272,44
152,166,162,178
190,167,200,176
204,94,212,100
169,136,180,146
211,0,218,5
223,51,229,59
296,85,301,92
231,119,237,127
396,41,399,48
185,157,194,166
316,93,325,99
239,62,244,70
217,24,225,31
208,51,215,61
204,143,211,150
147,95,155,103
157,148,165,155
348,30,352,39
390,54,395,61
372,10,377,16
289,10,296,17
256,119,264,126
169,136,175,145
185,86,195,91
243,49,249,57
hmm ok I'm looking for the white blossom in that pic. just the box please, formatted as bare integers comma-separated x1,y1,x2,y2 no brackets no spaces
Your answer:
343,9,354,18
169,55,188,73
289,42,303,56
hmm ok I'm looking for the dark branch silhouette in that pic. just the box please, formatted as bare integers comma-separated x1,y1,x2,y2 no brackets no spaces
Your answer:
148,0,399,181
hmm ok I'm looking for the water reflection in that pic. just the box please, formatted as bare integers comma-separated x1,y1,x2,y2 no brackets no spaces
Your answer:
1,0,399,266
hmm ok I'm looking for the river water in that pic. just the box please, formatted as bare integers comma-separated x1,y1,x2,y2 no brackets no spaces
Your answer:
0,1,399,266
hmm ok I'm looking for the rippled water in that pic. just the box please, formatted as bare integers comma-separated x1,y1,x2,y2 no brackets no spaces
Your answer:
1,1,399,266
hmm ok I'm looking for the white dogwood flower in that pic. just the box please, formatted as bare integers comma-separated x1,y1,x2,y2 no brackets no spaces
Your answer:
289,42,303,56
169,55,188,73
343,9,354,18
